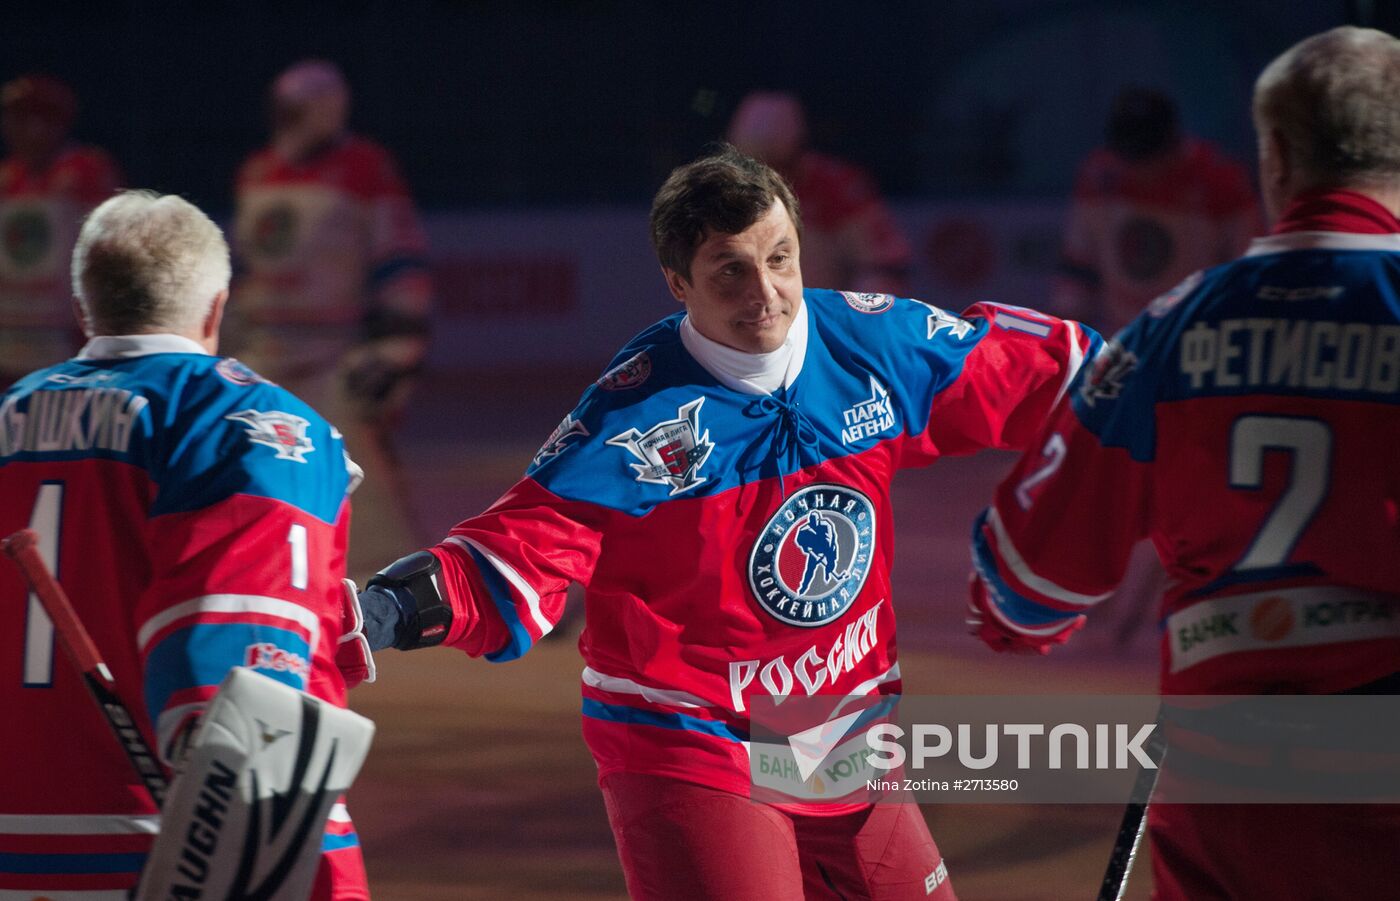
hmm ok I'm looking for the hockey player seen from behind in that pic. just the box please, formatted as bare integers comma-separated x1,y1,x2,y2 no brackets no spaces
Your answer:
345,145,1100,900
0,191,371,899
970,26,1400,901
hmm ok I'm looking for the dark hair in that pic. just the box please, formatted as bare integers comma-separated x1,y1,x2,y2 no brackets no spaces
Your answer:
650,144,802,281
1105,87,1181,162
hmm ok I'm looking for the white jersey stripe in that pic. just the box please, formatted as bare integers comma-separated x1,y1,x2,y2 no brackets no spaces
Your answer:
137,593,321,652
328,801,352,824
1246,230,1400,257
446,535,553,637
982,590,1082,637
582,666,709,709
1054,320,1086,407
843,661,901,700
829,663,902,721
0,813,160,835
985,507,1112,607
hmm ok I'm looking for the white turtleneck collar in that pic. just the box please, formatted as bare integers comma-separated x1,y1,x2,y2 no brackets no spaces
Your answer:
78,334,209,359
679,299,809,396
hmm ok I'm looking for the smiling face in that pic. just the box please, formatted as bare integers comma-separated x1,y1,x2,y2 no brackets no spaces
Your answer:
664,199,803,354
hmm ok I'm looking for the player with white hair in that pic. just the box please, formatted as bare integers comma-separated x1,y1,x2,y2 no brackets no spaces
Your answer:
971,26,1400,899
0,189,373,899
72,189,231,339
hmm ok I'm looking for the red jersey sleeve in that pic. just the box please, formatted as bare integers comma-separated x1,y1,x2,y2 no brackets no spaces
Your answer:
431,477,607,661
900,302,1100,464
971,337,1152,642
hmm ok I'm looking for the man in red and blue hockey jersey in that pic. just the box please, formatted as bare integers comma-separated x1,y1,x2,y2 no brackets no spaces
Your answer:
349,145,1100,900
0,190,369,899
970,26,1400,900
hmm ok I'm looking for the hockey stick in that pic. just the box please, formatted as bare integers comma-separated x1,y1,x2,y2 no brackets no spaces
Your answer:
3,527,168,806
1095,712,1168,901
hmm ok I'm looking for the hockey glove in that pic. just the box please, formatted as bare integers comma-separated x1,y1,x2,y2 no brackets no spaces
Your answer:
358,550,453,651
336,578,377,688
967,572,1085,655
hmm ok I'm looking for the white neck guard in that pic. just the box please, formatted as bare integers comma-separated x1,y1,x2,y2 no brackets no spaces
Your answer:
679,299,809,396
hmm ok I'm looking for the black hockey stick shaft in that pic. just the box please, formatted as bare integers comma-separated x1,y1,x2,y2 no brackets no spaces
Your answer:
1096,716,1168,901
4,528,168,805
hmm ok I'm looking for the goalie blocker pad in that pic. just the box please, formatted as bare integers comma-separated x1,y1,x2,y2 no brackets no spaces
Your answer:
135,667,375,901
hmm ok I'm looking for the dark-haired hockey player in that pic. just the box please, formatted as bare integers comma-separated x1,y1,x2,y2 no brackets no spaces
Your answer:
350,144,1100,900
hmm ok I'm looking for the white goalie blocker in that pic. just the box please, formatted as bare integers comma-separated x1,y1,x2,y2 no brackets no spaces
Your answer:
136,667,375,901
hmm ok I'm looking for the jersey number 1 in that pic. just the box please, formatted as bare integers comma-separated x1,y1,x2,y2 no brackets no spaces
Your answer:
22,482,63,687
20,490,314,687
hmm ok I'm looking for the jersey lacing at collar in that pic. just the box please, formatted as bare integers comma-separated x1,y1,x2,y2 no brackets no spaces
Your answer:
741,385,818,498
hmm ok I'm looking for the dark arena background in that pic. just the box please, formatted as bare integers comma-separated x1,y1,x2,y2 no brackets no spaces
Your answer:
6,2,1397,898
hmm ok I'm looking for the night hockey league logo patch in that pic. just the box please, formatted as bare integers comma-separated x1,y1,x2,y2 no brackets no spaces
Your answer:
839,291,895,314
749,484,876,627
596,351,652,390
533,413,589,467
226,409,315,462
607,397,714,495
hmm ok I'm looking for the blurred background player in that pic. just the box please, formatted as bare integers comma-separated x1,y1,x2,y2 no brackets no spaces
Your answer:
1053,86,1261,336
230,59,431,580
970,26,1400,900
1052,87,1264,650
0,190,368,898
0,74,120,388
347,145,1097,900
727,90,912,294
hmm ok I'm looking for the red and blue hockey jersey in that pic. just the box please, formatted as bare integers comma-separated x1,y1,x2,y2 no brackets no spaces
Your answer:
427,288,1096,798
0,335,364,898
974,189,1400,695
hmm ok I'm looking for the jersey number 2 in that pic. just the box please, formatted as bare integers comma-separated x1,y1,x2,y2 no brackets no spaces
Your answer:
1229,415,1331,572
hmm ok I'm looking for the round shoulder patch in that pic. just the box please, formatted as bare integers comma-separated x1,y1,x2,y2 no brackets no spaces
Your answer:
216,358,271,386
839,291,895,315
748,484,877,627
596,351,652,390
